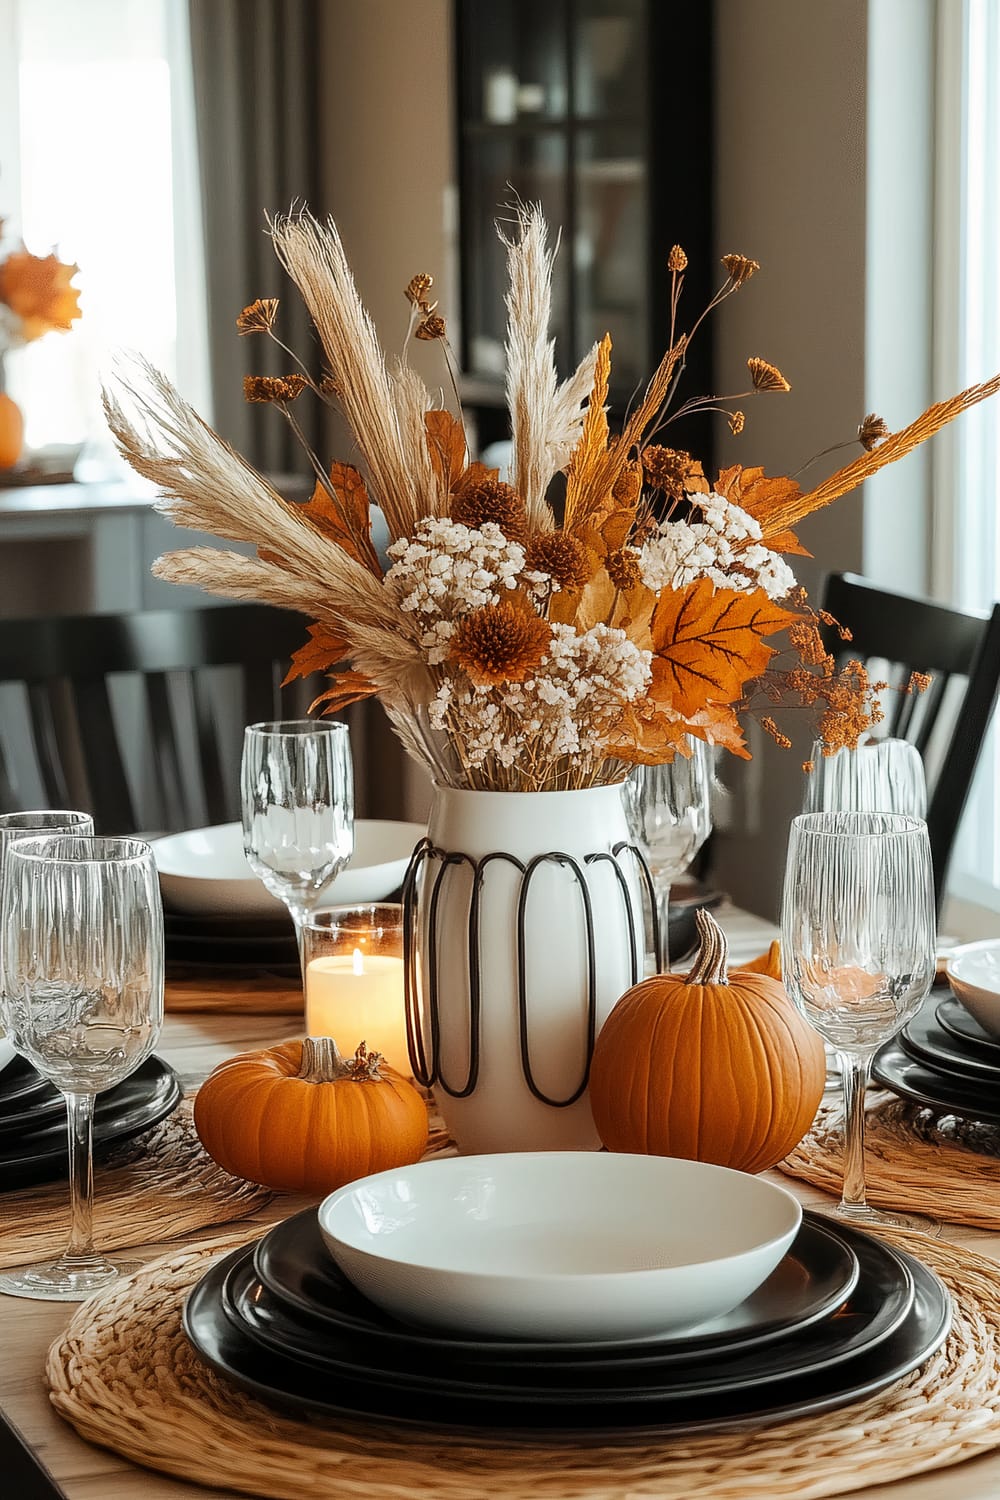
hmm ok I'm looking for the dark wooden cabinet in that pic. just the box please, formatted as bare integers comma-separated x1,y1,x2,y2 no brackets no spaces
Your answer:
455,0,715,452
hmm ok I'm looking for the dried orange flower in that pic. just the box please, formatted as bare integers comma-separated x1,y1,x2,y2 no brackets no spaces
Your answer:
818,608,852,642
243,374,307,403
405,273,434,307
788,618,831,667
858,412,890,451
728,410,746,435
606,547,642,591
802,759,815,775
761,716,792,749
722,253,760,287
319,372,342,398
748,357,791,393
667,245,688,272
642,445,697,499
907,670,932,694
0,248,81,340
450,600,551,687
236,298,279,335
415,312,447,341
452,478,527,540
526,531,592,589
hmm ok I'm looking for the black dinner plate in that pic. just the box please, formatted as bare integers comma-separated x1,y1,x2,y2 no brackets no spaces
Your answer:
253,1208,859,1364
184,1242,950,1437
936,994,1000,1060
873,1040,1000,1125
0,1052,59,1114
0,1056,182,1190
901,1000,1000,1084
225,1226,910,1397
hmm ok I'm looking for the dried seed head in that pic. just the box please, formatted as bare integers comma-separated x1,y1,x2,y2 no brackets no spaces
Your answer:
858,412,890,451
236,298,279,335
452,478,528,540
415,312,447,341
747,357,791,393
721,253,760,287
667,245,688,272
450,600,551,687
642,445,697,499
525,531,592,589
728,410,746,435
243,374,307,403
405,273,434,307
606,547,642,591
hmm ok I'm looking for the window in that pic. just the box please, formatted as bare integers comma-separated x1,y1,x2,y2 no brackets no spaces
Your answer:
0,0,209,455
933,0,1000,914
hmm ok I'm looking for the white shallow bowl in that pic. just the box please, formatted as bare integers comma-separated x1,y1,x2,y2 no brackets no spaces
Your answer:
318,1152,802,1342
947,939,1000,1039
151,819,425,917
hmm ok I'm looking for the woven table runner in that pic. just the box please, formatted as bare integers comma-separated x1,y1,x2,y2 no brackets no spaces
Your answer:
1,1101,272,1270
780,1091,1000,1230
46,1226,1000,1500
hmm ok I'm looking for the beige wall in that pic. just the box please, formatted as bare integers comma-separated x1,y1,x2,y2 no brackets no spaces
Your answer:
710,0,870,917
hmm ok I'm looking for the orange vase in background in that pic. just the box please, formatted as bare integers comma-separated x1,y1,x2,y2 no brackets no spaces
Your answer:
0,390,24,469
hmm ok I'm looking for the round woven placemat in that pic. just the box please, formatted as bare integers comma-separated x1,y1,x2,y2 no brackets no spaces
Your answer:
46,1226,1000,1500
780,1091,1000,1230
1,1102,271,1270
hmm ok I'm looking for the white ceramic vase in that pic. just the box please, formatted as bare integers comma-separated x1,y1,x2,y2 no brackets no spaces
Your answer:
404,784,645,1153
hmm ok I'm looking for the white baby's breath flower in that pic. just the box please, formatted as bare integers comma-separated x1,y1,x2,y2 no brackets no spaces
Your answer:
638,491,795,599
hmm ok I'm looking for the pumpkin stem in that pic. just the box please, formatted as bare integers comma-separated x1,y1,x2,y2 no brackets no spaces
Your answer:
684,909,730,985
298,1036,352,1083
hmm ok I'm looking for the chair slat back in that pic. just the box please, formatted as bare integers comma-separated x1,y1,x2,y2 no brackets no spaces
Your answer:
822,572,1000,913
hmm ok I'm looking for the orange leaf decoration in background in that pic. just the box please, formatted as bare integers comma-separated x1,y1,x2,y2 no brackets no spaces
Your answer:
309,670,378,715
300,463,381,576
0,247,81,341
425,409,468,492
282,622,350,685
650,579,797,717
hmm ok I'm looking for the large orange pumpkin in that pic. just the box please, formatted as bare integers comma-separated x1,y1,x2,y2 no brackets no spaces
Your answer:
194,1037,429,1193
589,910,824,1173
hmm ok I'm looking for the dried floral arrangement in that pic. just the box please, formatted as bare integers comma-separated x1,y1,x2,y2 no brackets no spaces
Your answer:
105,207,999,792
0,221,81,353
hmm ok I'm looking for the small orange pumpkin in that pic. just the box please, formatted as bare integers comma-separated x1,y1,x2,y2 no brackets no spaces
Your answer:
741,940,783,979
589,910,824,1173
194,1037,429,1193
0,392,24,470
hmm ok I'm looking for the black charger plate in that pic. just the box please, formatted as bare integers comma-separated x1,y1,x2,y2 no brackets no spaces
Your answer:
0,1053,60,1116
0,1056,182,1190
252,1208,858,1365
225,1227,911,1397
873,1040,1000,1125
184,1243,950,1437
936,995,1000,1060
901,1001,1000,1084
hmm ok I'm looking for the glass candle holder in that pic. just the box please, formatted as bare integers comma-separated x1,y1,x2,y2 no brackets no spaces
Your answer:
301,904,409,1075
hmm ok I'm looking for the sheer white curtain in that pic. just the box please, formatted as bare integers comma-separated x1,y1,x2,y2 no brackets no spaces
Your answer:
932,0,1000,913
0,0,210,456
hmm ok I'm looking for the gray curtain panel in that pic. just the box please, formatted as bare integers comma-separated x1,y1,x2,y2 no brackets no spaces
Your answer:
188,0,325,474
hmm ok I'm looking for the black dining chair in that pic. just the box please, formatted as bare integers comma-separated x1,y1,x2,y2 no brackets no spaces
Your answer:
0,603,317,835
821,572,1000,914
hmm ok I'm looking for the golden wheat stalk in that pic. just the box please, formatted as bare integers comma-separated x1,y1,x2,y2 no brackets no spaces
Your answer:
763,371,1000,536
269,211,435,539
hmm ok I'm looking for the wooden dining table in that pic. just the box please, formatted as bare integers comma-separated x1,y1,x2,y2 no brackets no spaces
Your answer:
3,904,1000,1500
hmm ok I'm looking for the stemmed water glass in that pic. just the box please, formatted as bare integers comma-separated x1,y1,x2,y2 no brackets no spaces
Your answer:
241,721,355,956
0,836,164,1300
781,811,936,1232
623,739,712,972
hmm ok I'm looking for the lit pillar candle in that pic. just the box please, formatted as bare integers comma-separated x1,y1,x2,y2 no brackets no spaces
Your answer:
305,948,409,1075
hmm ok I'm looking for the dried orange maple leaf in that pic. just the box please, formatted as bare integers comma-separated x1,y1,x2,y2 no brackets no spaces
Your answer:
309,670,378,715
651,579,798,717
425,409,468,492
300,463,381,575
714,465,810,556
282,623,350,685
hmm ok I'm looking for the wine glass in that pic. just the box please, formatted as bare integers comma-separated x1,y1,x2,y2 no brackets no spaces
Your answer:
241,720,355,954
623,739,712,972
803,736,927,818
0,811,94,1056
0,836,164,1300
781,811,936,1232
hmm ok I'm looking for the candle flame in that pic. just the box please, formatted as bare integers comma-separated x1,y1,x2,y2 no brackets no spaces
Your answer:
352,947,365,976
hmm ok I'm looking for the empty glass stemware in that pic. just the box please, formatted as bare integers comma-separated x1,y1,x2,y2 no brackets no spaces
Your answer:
0,836,164,1300
623,740,712,972
781,811,936,1232
241,720,355,952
